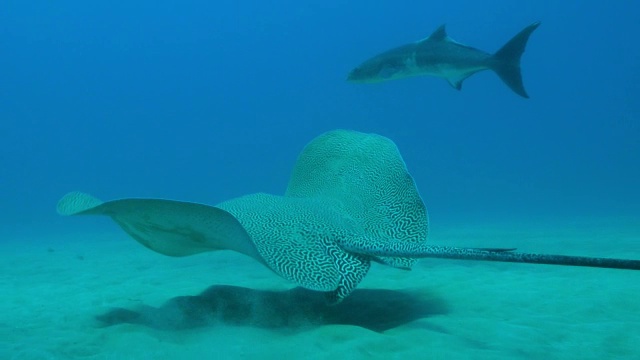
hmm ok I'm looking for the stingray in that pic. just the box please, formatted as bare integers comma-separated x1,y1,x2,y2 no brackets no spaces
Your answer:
57,130,640,303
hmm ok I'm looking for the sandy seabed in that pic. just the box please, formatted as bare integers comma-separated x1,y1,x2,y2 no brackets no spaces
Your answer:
1,217,639,360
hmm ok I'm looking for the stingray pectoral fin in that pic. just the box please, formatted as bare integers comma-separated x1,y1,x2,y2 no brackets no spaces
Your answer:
57,192,263,261
57,191,105,215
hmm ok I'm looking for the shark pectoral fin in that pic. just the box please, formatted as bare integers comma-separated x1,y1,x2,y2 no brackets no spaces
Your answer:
446,77,465,90
57,192,263,261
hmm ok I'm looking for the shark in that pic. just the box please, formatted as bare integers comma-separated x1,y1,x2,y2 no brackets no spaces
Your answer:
347,22,540,98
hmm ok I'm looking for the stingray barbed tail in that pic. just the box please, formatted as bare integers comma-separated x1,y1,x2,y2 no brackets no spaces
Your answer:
423,246,640,270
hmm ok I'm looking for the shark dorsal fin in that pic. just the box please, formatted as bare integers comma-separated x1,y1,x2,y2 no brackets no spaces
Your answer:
425,24,448,42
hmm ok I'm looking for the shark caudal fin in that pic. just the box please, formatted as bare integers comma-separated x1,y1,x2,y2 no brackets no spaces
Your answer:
491,21,540,98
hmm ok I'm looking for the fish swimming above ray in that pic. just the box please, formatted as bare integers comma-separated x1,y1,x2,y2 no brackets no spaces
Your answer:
348,22,540,98
57,129,640,304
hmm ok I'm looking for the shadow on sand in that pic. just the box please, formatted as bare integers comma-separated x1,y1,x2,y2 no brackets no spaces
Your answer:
96,285,448,333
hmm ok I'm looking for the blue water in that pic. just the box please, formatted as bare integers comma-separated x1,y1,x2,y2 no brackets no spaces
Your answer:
1,1,638,237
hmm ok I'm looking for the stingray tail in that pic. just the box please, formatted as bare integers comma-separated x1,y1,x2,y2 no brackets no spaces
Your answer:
490,21,540,98
421,246,640,270
340,239,640,271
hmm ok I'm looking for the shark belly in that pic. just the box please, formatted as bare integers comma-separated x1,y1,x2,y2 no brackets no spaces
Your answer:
389,51,489,89
415,62,487,80
412,43,492,88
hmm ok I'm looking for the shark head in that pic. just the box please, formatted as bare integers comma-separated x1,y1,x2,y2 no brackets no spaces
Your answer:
347,53,413,83
347,64,382,83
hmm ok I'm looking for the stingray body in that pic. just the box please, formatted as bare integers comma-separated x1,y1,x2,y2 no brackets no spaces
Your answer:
57,130,640,303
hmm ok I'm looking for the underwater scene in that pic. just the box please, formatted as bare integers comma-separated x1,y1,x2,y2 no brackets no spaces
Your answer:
1,1,639,359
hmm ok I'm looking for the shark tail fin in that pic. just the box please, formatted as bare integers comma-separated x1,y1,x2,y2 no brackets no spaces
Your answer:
491,21,540,98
